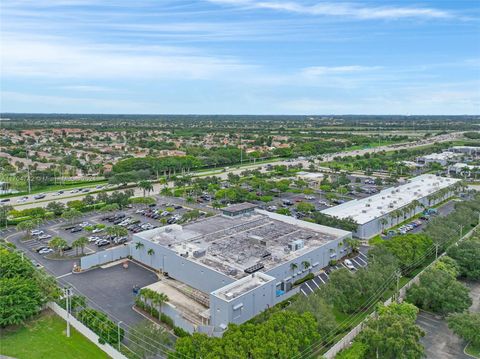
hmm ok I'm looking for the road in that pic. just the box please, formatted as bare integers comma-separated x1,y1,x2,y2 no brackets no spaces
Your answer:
3,131,463,210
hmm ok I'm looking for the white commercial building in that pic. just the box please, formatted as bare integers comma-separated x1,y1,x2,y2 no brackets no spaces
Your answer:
450,146,480,157
126,204,351,335
448,163,480,177
417,151,459,166
320,174,461,239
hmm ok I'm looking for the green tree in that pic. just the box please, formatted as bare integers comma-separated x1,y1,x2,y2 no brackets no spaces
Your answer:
378,234,432,271
447,238,480,280
289,293,336,338
72,236,89,256
16,220,38,238
406,267,472,315
0,276,43,327
447,312,480,347
358,302,424,359
138,180,154,197
129,320,172,358
106,225,128,238
46,199,67,216
49,237,68,256
296,201,315,213
61,209,82,225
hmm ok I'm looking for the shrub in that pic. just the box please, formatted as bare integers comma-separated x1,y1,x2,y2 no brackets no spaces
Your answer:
173,326,190,337
294,273,314,286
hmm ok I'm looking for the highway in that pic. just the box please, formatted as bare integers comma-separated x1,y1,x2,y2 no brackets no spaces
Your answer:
2,131,463,210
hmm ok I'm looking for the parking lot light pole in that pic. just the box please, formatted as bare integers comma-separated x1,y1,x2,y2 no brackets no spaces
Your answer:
117,321,123,351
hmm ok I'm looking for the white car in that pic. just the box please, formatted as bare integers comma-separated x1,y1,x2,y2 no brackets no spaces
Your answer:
17,196,28,203
344,259,355,271
79,222,91,228
38,234,52,240
70,189,78,194
31,230,44,236
88,236,100,242
92,228,104,233
304,196,315,200
38,248,54,255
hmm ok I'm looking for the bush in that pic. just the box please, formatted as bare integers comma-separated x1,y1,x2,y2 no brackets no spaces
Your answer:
173,326,190,337
294,273,314,286
78,308,124,345
160,313,174,327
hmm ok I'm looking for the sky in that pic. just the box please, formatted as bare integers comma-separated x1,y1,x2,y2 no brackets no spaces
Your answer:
0,0,479,115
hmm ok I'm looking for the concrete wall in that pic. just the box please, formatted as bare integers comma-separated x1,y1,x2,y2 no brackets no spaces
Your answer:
80,245,130,270
209,275,276,328
130,235,235,294
161,302,196,334
48,302,127,359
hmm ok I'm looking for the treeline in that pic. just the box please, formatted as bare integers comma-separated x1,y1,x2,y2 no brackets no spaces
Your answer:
0,247,60,327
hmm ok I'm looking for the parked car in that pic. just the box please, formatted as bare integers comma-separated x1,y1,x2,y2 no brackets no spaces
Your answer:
92,228,104,233
39,248,54,255
33,194,46,200
70,227,82,233
35,246,48,252
31,229,44,236
344,259,355,271
96,239,110,247
37,234,52,240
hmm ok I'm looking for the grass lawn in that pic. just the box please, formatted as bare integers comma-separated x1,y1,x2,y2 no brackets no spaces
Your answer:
466,343,480,358
0,310,109,359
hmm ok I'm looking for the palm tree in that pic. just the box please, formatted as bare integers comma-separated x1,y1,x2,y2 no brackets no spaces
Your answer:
72,236,89,255
301,260,311,273
138,180,153,198
106,225,128,238
49,236,68,256
290,262,298,275
16,219,37,239
135,242,145,251
346,238,360,254
380,217,389,233
147,248,155,267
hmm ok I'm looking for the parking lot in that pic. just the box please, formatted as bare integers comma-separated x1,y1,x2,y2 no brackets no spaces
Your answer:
300,246,369,296
417,311,470,359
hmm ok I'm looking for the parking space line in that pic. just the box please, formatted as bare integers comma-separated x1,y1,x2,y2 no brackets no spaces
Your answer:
316,275,325,284
56,272,73,279
311,279,320,289
351,258,364,267
358,252,368,259
300,288,308,296
305,282,314,293
355,256,367,265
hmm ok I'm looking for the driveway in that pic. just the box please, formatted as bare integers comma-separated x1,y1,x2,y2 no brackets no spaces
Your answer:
416,311,470,359
63,262,159,326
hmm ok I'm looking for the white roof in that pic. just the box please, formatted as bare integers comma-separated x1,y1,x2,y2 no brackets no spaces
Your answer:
419,151,458,161
321,174,460,225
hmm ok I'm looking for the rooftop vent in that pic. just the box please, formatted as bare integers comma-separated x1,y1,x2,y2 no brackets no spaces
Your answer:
244,263,264,274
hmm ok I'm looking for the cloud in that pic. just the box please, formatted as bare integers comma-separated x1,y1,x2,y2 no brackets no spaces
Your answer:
0,33,253,80
208,0,452,20
301,65,380,77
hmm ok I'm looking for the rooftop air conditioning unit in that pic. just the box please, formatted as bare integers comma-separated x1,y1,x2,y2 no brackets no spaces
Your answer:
225,292,234,300
362,210,367,213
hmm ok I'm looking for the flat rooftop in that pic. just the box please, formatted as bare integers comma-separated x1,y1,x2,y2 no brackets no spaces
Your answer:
221,202,257,214
419,151,459,161
211,272,275,301
138,208,349,279
321,174,460,225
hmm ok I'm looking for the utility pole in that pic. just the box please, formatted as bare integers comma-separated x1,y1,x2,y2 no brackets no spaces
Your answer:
26,146,32,194
395,270,401,303
117,321,123,351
